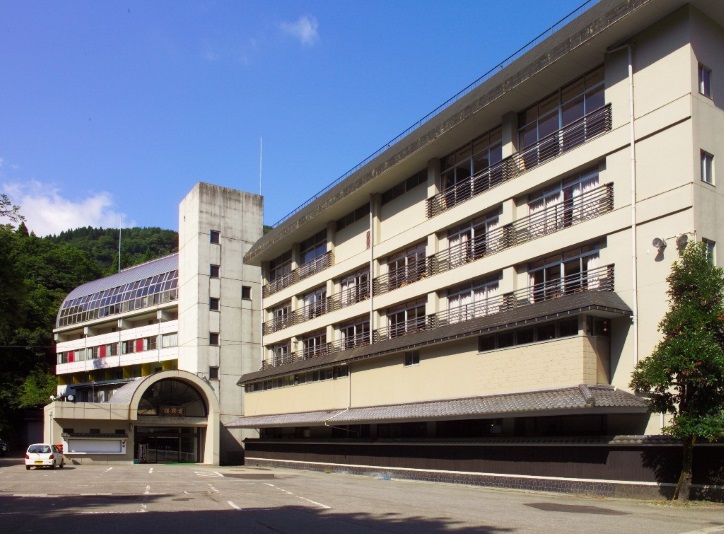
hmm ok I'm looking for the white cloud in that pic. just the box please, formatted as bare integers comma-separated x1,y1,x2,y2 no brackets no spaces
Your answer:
280,15,319,46
2,181,135,236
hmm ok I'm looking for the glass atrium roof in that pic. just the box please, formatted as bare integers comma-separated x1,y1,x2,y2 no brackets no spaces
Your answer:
56,254,178,328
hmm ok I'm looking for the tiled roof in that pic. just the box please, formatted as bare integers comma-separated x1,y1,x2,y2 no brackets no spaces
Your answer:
226,385,647,428
62,253,178,304
239,290,632,384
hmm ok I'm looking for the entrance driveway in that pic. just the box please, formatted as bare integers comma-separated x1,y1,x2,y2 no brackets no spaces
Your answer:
0,457,721,533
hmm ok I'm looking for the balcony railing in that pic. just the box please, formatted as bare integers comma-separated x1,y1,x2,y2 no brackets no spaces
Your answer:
263,251,334,297
262,281,371,335
261,264,615,369
375,183,613,297
427,104,612,217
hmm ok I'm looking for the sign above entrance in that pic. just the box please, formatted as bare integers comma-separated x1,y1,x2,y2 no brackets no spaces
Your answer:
159,405,185,417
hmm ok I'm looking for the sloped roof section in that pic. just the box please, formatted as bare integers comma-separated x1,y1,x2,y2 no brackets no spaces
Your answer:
226,385,647,428
63,254,178,303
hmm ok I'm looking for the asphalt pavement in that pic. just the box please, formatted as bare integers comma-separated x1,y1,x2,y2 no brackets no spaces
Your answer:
0,456,722,533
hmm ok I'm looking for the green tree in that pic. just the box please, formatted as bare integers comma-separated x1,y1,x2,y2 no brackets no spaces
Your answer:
630,241,724,501
0,193,24,223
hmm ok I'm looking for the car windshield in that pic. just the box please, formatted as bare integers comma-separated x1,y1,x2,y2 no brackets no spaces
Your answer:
28,445,51,454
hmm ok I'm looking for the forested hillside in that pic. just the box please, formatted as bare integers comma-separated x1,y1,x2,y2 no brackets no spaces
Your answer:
46,226,178,274
0,197,178,445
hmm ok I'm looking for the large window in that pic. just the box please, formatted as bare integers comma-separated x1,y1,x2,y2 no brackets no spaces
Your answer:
447,277,500,323
528,245,599,302
528,168,599,237
300,230,327,267
388,299,426,338
387,243,426,290
301,331,327,359
519,67,604,160
447,211,500,267
381,169,426,205
441,127,502,196
340,318,370,349
302,287,327,320
339,269,369,306
269,251,292,283
271,342,291,366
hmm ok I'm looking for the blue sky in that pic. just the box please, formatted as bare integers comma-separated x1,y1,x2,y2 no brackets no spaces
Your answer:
1,0,588,235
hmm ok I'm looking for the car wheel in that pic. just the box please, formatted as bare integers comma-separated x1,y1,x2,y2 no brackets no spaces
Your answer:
25,466,30,470
51,464,56,469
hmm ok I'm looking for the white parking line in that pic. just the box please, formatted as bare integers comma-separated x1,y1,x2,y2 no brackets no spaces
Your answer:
104,467,113,473
140,503,147,513
144,485,151,495
264,483,331,509
227,500,242,510
149,467,154,474
207,483,219,493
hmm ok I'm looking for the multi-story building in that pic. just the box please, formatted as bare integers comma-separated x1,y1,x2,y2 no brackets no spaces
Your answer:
45,183,263,465
230,0,724,497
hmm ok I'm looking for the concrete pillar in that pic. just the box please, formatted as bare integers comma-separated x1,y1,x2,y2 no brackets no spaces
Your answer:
427,158,441,197
501,111,519,158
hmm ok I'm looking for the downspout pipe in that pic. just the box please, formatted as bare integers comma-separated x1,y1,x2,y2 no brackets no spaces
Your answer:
607,43,638,367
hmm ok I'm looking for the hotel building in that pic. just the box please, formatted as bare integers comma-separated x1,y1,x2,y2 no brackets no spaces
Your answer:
229,0,724,497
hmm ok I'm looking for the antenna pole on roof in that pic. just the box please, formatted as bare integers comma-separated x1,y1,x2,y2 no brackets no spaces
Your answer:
259,136,263,196
118,215,123,273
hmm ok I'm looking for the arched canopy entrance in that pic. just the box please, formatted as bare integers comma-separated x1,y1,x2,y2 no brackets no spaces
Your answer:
138,379,208,417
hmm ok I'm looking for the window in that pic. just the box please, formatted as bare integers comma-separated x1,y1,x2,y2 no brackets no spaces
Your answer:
162,333,178,348
144,336,157,351
387,243,426,290
447,277,500,323
337,203,370,231
122,340,135,354
404,351,420,366
528,244,600,302
269,251,292,283
301,331,327,359
302,287,327,319
519,66,604,163
388,298,426,338
300,230,327,266
209,332,219,346
381,169,426,205
701,151,714,184
210,297,219,311
699,64,712,98
340,318,370,348
210,264,220,278
107,343,118,356
528,168,600,237
210,230,220,244
339,269,370,306
270,342,291,366
704,239,716,265
441,128,502,201
241,286,252,300
209,366,219,380
447,211,500,267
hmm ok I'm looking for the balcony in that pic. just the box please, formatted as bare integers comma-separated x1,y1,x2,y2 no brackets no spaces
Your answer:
263,251,334,298
426,104,612,217
375,183,613,296
260,264,615,370
263,281,371,335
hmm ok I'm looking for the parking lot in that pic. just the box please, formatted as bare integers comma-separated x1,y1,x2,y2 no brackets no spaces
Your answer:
0,456,722,533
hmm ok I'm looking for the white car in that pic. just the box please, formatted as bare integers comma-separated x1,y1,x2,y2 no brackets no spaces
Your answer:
25,443,64,470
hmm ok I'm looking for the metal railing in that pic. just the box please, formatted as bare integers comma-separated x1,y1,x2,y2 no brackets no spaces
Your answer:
374,183,613,297
260,264,614,369
263,281,370,335
263,251,334,297
427,104,612,217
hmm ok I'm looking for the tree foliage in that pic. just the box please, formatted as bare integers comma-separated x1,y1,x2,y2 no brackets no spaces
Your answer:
45,226,178,274
630,241,724,499
0,198,178,446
